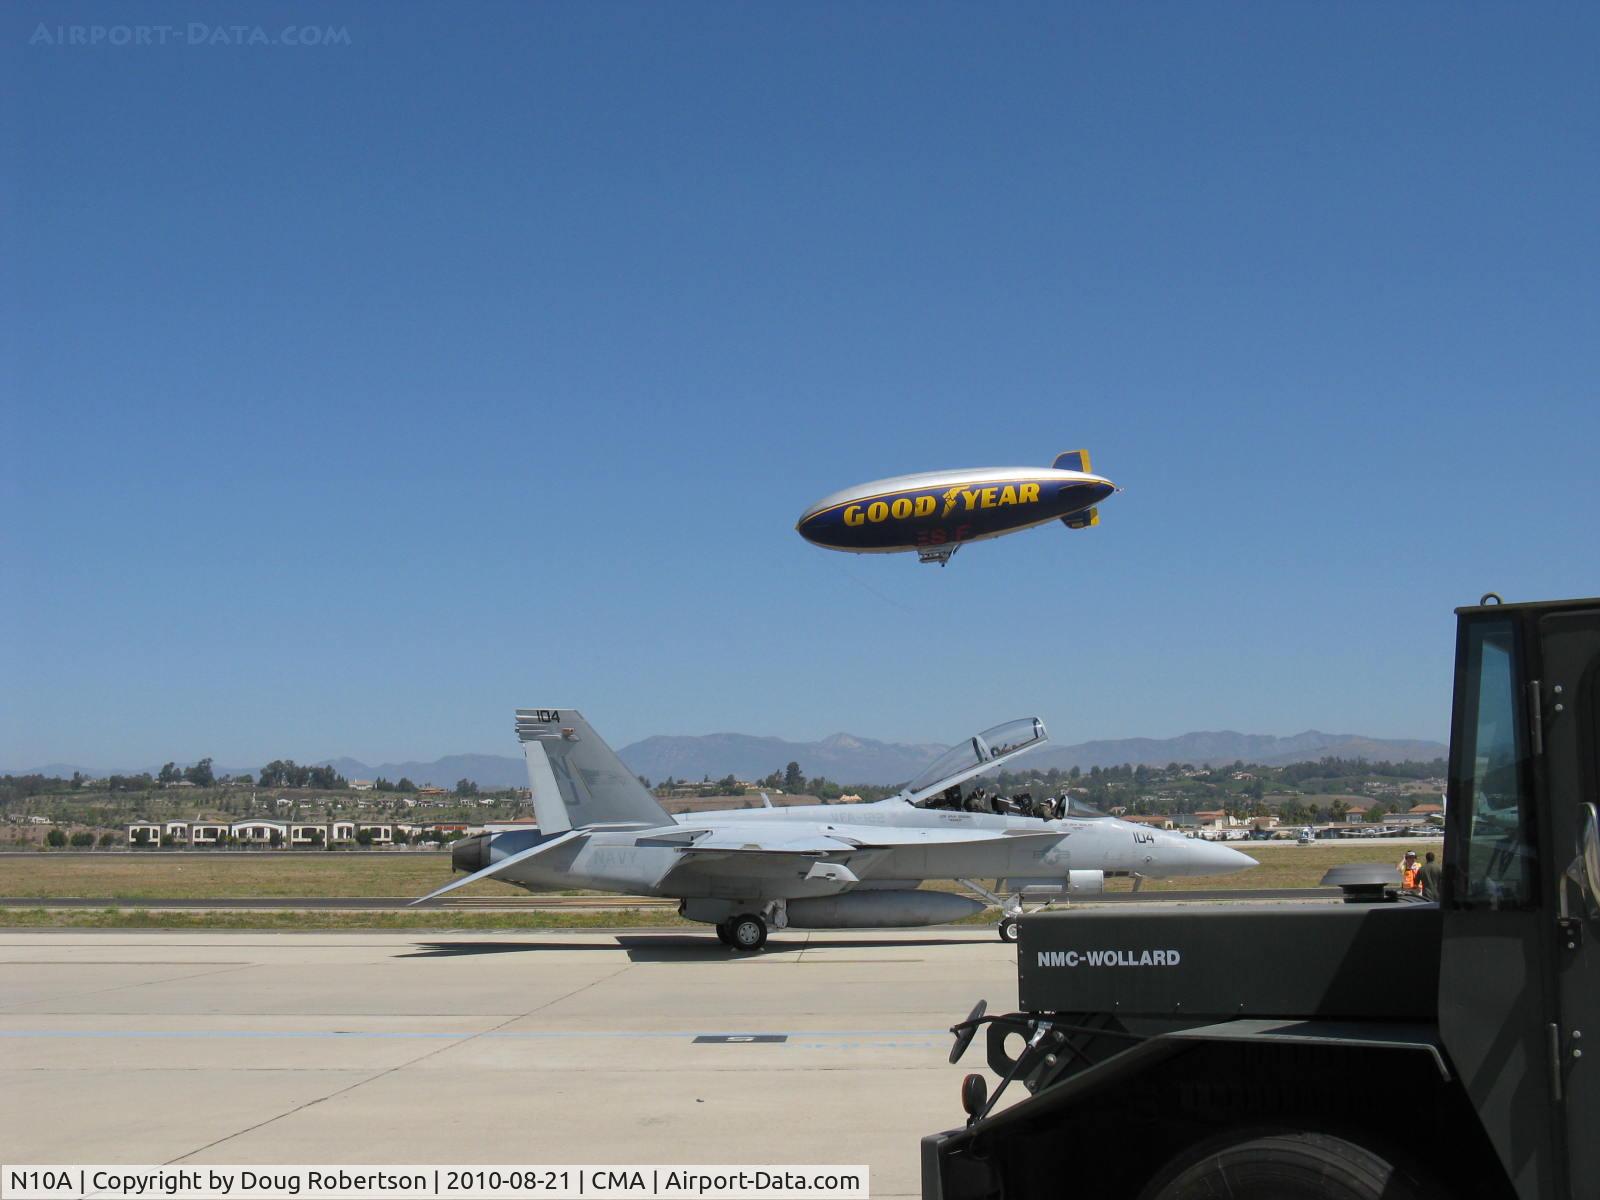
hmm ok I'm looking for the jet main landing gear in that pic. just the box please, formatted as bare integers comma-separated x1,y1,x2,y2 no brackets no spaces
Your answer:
724,912,766,951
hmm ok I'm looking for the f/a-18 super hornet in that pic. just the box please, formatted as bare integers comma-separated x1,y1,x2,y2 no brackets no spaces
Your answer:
412,709,1257,949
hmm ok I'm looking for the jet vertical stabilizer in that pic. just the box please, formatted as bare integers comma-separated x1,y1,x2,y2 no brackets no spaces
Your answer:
515,708,671,833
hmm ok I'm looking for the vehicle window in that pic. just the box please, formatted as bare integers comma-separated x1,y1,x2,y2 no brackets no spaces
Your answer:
1456,619,1538,908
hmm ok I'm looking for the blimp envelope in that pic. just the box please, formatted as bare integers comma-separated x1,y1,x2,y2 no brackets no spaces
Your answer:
796,450,1115,565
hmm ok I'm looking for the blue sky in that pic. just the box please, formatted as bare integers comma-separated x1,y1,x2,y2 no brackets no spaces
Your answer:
4,3,1597,769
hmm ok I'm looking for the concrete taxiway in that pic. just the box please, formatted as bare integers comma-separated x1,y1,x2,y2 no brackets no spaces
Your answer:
0,887,1340,910
0,929,1019,1196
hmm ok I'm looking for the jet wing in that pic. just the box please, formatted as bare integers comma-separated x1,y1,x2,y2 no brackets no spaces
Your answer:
651,825,1062,889
827,826,1063,849
669,831,863,854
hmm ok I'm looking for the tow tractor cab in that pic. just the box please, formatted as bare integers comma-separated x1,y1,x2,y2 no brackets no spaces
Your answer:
923,596,1600,1200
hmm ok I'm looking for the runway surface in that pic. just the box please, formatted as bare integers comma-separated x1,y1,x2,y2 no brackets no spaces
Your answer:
0,888,1341,909
0,928,1021,1196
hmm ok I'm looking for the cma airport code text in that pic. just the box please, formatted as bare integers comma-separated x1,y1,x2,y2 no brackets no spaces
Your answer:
2,1166,869,1200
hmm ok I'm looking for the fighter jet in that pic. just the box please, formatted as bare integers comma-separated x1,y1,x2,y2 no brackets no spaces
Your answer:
412,709,1257,949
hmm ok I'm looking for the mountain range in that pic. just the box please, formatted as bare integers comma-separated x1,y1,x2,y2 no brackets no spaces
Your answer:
10,729,1446,790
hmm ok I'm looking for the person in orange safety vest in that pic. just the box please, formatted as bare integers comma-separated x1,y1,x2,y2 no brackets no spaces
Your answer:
1398,849,1421,891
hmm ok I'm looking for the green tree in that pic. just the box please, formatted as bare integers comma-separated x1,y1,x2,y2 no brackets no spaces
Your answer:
395,777,417,793
356,829,374,846
97,832,116,849
306,765,344,790
157,762,180,784
69,831,94,848
455,778,479,797
45,829,67,848
183,758,215,787
783,762,804,792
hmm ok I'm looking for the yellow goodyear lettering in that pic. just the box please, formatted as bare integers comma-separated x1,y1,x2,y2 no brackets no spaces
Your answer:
999,485,1017,506
844,505,865,527
962,489,980,511
941,486,964,518
979,487,998,508
867,501,889,523
1019,482,1040,504
890,497,913,519
914,495,936,517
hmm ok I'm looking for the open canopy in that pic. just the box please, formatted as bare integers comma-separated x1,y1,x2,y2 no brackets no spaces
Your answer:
901,718,1049,805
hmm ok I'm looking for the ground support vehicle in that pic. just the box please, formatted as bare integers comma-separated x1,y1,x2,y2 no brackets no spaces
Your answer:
923,596,1600,1199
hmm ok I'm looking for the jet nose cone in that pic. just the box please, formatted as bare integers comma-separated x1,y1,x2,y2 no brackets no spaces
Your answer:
1177,837,1258,876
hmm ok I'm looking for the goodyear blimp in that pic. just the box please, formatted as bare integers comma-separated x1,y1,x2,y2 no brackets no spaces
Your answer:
797,450,1116,566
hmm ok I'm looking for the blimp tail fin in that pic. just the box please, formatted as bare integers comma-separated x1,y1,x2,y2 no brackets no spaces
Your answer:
1055,449,1101,530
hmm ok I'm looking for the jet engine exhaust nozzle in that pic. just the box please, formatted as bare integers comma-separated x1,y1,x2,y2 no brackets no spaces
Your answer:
452,834,490,875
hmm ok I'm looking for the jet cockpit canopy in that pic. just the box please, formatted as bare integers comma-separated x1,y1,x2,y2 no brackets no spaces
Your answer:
902,718,1049,806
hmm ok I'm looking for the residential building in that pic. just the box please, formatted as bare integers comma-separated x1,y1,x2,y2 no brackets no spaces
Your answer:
230,819,288,845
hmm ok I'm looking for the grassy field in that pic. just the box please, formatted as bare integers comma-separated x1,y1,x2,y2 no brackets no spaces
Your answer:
0,906,691,930
0,841,1426,903
0,841,1434,929
1114,841,1425,891
0,851,524,900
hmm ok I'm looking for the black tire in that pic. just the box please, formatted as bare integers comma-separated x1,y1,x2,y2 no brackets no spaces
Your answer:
1139,1129,1431,1200
998,917,1020,943
713,921,735,946
729,913,767,952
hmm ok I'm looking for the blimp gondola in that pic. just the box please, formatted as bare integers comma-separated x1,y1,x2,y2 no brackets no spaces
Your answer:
797,450,1115,566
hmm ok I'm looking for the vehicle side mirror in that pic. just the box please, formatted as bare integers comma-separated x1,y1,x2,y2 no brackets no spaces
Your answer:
1578,803,1600,918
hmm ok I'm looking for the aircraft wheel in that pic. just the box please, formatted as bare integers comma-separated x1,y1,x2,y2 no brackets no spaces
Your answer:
1138,1129,1433,1200
729,913,767,952
714,921,735,946
998,917,1020,943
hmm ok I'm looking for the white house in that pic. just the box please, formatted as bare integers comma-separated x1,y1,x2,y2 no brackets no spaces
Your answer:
190,822,227,846
230,819,288,846
127,821,162,846
289,823,327,847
